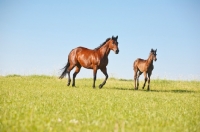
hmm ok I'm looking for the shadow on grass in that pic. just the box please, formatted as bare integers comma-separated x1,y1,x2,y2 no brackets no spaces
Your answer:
109,87,138,91
150,89,195,93
110,87,135,91
110,87,195,93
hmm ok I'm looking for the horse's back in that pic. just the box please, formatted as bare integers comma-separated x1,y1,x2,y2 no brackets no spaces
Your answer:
134,58,145,65
69,47,94,57
133,58,146,71
134,58,154,72
71,46,91,52
68,46,98,69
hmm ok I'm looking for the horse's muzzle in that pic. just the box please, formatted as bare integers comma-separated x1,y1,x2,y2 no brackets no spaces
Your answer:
115,49,119,54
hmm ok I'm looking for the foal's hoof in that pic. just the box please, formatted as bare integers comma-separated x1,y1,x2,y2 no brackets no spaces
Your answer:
135,88,138,90
99,84,103,89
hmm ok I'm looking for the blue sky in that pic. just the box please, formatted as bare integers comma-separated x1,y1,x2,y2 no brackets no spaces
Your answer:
0,0,200,80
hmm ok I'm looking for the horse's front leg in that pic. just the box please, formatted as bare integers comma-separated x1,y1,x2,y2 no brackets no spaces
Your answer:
147,72,152,91
142,72,147,89
99,67,108,89
93,67,97,88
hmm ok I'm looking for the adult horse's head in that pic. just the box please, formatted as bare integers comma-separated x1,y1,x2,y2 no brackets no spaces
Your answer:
150,49,157,61
109,36,119,54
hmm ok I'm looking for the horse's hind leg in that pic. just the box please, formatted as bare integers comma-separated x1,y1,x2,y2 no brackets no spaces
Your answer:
137,71,142,89
72,65,81,87
67,65,75,86
92,66,98,88
134,67,139,90
134,68,142,90
99,67,108,89
67,72,71,86
134,71,137,90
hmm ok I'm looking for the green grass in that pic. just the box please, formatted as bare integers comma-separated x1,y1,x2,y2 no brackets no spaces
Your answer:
0,75,200,132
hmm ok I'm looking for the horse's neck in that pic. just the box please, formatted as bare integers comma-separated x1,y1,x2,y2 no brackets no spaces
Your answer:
147,55,153,65
98,43,110,58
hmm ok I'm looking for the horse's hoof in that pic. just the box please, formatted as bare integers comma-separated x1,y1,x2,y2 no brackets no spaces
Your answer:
135,88,138,90
99,84,103,89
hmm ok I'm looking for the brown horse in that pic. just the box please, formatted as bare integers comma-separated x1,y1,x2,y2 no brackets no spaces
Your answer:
59,36,119,88
133,49,157,90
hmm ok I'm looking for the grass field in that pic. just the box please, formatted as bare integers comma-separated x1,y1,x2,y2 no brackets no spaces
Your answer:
0,75,200,132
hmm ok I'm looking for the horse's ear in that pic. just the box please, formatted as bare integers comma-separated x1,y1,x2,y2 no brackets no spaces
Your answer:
112,36,114,39
151,49,153,52
116,36,118,40
155,49,157,52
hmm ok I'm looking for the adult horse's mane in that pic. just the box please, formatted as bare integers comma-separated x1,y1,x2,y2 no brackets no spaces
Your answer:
94,38,110,50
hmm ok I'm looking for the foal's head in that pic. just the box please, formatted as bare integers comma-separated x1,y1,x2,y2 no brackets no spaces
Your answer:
108,36,119,54
150,49,157,61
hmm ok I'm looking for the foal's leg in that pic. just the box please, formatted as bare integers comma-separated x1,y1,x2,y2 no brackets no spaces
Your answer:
137,71,142,89
142,72,147,89
92,66,98,88
99,67,108,89
147,72,152,91
134,69,138,90
72,65,81,87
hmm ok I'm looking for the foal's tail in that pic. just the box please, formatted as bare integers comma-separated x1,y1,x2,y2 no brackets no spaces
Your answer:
59,60,70,79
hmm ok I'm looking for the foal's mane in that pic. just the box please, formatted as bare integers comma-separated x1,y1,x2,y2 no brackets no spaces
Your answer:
94,38,110,50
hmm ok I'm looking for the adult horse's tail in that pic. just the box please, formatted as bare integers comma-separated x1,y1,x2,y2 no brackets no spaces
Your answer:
59,60,70,79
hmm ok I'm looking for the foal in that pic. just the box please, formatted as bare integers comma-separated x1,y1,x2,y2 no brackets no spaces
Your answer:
133,49,157,90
